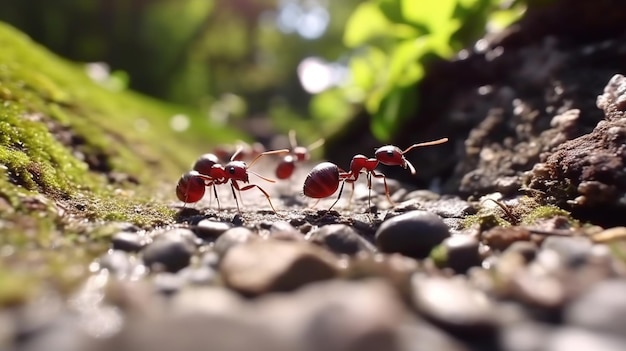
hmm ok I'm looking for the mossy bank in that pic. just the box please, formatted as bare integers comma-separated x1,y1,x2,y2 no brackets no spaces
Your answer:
0,22,241,304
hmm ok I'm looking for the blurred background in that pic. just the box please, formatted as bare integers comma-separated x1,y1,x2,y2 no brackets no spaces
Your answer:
0,0,526,155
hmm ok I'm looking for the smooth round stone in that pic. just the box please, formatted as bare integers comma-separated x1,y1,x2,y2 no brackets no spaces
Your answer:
111,232,146,252
375,210,450,259
142,236,195,273
541,236,593,268
307,224,376,256
193,220,234,240
504,241,538,263
99,250,133,276
268,221,304,241
213,227,258,258
546,328,626,351
220,240,338,296
152,272,184,296
565,280,626,336
179,266,217,286
411,276,498,337
499,322,554,351
442,235,481,273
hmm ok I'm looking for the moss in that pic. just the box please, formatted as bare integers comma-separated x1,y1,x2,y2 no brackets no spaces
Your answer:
520,204,574,225
462,212,512,230
429,244,448,268
0,21,250,305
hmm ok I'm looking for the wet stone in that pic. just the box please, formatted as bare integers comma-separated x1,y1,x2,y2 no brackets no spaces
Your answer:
142,235,195,273
504,241,538,263
307,224,376,256
268,221,304,241
220,240,338,296
442,235,481,274
213,227,258,258
499,322,555,351
411,276,498,337
546,328,626,351
541,236,593,268
565,279,626,336
111,232,146,252
152,272,185,296
375,210,450,259
98,250,133,276
95,313,295,351
179,265,217,286
192,219,234,240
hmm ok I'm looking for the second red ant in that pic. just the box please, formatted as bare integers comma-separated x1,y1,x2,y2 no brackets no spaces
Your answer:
176,146,289,213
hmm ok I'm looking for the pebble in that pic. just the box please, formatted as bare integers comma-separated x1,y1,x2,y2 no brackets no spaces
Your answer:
179,265,217,286
498,322,554,351
94,313,295,351
98,250,133,276
397,321,471,351
252,279,407,351
504,241,538,263
307,224,376,256
541,236,593,268
546,327,626,351
169,287,243,316
220,240,339,296
152,272,185,296
142,235,195,273
213,227,258,258
268,221,305,241
375,210,450,259
440,235,481,273
565,279,626,336
411,276,498,337
192,219,234,240
111,232,146,252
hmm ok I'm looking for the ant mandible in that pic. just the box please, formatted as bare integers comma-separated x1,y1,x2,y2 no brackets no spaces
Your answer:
176,146,289,213
275,130,325,180
302,137,448,211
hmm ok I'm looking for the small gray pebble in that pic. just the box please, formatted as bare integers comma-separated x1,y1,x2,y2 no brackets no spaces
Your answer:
193,219,233,240
504,241,538,263
142,236,195,273
442,235,481,273
111,232,146,252
565,280,626,336
307,224,376,255
541,236,592,268
99,250,132,275
152,272,185,296
376,210,450,259
213,227,257,258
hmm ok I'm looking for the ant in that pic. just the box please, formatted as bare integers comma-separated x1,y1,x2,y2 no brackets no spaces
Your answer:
176,146,289,213
302,137,448,211
275,130,325,180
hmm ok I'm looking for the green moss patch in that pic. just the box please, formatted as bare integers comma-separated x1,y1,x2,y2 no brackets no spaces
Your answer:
0,22,247,305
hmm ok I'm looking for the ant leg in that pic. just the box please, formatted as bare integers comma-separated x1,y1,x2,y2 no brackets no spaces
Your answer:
371,171,396,206
328,181,346,211
230,182,241,213
213,185,221,211
232,182,279,213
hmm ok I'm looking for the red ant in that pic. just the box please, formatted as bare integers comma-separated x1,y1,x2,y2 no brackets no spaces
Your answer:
302,137,448,211
176,147,289,213
275,130,325,180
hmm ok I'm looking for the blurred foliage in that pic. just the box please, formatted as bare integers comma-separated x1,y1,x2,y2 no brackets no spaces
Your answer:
329,0,527,141
0,0,528,146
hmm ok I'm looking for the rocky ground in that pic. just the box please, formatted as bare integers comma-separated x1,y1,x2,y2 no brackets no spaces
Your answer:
4,1,626,350
5,126,626,351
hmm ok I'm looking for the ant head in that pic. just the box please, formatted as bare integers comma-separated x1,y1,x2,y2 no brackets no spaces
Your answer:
375,145,407,166
293,146,309,162
224,161,249,182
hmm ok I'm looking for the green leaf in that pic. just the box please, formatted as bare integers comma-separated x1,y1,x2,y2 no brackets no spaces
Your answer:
343,2,392,48
401,0,458,33
371,85,418,141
